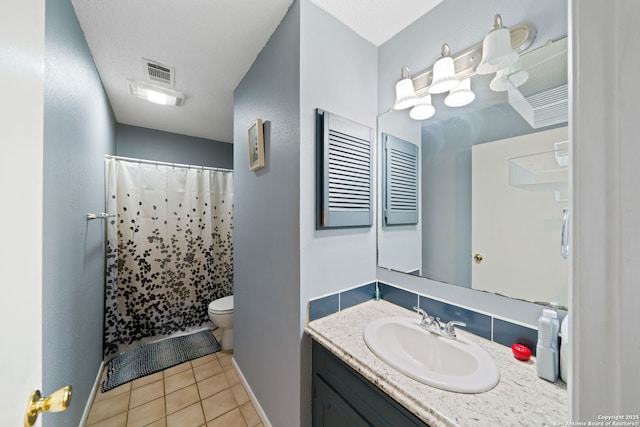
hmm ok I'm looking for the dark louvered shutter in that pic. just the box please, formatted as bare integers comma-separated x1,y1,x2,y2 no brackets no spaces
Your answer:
316,109,373,229
383,133,419,226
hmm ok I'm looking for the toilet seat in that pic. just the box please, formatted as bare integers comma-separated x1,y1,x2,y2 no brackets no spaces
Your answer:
208,295,233,313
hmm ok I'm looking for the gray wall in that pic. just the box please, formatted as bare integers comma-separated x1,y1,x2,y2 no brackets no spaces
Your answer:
421,121,473,288
232,2,301,426
298,1,378,307
377,0,569,326
299,2,378,424
234,2,377,424
43,0,116,425
116,123,233,169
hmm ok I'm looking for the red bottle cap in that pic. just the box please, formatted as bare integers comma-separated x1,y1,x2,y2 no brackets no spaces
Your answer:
511,344,532,361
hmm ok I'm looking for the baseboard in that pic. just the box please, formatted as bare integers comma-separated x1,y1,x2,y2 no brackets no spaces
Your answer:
231,357,272,427
79,361,105,427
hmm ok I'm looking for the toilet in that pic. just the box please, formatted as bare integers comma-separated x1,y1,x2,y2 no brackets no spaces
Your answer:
208,295,234,350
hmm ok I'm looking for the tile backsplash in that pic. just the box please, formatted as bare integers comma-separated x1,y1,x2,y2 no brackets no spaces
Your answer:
308,281,539,355
308,282,375,322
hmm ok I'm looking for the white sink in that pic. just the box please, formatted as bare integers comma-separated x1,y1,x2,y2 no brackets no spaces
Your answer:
363,317,499,393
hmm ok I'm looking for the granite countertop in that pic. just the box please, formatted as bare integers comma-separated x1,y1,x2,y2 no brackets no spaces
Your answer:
305,300,568,427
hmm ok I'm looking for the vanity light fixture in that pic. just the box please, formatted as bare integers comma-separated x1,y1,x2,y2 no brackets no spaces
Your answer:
476,14,520,75
127,79,185,106
392,13,536,121
444,78,475,107
410,95,436,120
429,44,460,94
393,66,419,110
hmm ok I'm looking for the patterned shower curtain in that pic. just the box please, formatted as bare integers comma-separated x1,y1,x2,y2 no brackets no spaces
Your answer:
104,158,233,357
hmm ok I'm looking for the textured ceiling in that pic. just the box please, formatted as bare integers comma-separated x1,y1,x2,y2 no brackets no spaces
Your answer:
310,0,443,47
71,0,442,143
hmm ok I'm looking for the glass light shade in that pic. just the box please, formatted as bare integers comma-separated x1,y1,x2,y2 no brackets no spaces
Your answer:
490,67,529,92
128,79,185,106
409,95,435,120
476,26,519,75
444,78,475,107
429,56,459,94
393,78,419,110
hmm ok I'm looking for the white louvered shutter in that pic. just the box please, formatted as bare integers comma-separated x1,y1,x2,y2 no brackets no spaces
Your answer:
316,109,373,228
383,133,419,225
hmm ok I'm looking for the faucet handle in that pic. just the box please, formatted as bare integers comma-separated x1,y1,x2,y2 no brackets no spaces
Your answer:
413,306,431,325
443,320,467,338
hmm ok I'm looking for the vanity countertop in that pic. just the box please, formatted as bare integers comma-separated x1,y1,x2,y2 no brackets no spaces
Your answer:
305,299,568,427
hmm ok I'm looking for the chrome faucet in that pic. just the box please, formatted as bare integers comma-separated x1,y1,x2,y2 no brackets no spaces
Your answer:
413,306,467,339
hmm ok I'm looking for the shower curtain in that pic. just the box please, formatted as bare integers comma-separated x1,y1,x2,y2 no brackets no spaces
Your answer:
104,158,233,357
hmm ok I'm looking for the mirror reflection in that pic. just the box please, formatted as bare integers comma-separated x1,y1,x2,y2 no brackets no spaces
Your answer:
377,2,569,309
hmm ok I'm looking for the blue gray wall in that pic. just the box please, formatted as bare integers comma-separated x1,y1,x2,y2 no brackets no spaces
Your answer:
233,2,301,426
43,0,116,425
298,1,378,311
116,124,233,169
299,2,378,424
233,1,377,424
421,120,473,288
377,0,568,326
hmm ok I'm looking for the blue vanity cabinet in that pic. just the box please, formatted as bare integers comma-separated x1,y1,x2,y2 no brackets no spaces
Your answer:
312,340,429,427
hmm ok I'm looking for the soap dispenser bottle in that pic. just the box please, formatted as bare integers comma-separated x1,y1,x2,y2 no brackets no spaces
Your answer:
536,309,559,382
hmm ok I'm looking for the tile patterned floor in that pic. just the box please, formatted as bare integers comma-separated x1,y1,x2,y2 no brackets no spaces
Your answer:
85,329,262,427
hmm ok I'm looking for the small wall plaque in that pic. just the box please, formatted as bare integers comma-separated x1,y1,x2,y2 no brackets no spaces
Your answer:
248,118,265,171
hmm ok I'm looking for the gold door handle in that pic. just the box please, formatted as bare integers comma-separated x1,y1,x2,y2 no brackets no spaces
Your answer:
24,385,72,427
473,253,483,264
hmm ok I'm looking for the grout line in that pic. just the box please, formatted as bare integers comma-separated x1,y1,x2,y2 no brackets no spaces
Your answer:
194,359,209,424
163,364,169,424
128,376,135,425
491,316,494,341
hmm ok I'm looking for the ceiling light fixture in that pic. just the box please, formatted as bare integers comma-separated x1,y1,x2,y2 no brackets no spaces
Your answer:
429,44,460,94
476,14,519,75
393,66,419,110
127,80,185,106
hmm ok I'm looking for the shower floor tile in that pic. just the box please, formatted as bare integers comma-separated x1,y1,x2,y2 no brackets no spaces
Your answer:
86,329,263,427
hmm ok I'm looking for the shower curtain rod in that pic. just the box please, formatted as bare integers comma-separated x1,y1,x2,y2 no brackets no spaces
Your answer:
105,155,233,173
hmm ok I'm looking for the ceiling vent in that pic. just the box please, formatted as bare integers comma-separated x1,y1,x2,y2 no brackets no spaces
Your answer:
142,58,174,86
507,37,568,129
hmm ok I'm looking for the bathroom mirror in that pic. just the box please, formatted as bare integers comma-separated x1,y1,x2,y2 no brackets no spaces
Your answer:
377,1,569,308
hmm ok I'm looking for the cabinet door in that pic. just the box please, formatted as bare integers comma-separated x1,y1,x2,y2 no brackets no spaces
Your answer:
313,376,370,427
312,340,429,427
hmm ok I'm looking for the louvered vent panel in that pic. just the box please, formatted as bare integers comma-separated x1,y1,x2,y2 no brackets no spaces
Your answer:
328,130,371,211
384,133,419,225
316,109,373,229
508,82,568,129
143,58,175,86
